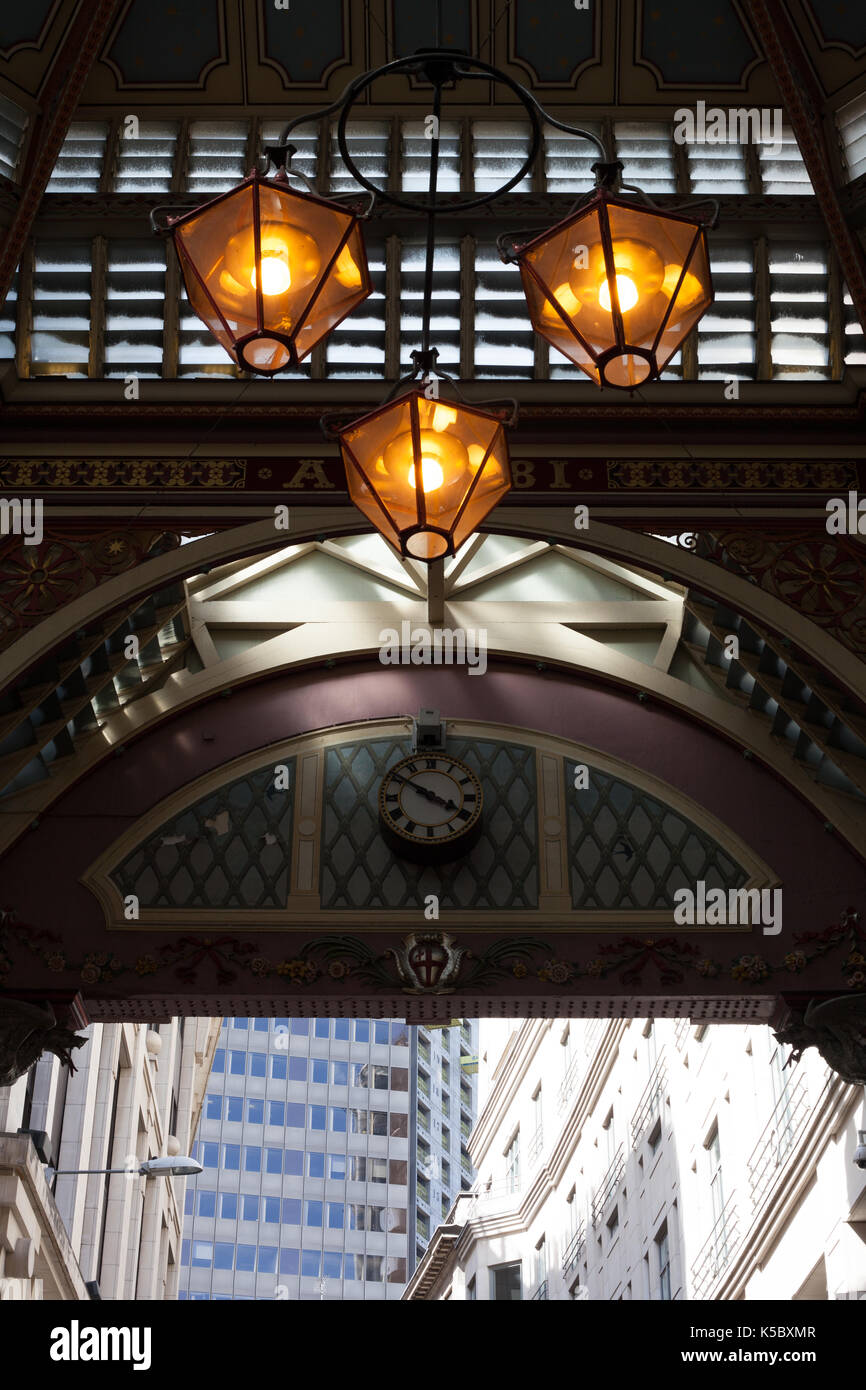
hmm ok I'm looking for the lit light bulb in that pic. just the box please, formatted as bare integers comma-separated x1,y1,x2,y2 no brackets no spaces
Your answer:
599,274,639,312
408,456,445,493
252,255,292,296
335,245,362,288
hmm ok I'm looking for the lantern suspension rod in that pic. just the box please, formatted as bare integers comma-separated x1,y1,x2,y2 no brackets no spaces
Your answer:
420,78,444,360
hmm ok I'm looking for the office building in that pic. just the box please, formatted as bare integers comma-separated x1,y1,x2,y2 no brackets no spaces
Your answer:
404,1017,866,1301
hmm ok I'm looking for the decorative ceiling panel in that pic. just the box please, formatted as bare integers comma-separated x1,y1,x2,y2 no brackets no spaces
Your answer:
0,0,62,54
803,0,866,53
510,0,599,86
636,0,761,87
101,0,229,88
257,0,351,88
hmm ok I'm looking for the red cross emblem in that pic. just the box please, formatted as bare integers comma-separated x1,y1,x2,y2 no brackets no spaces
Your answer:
408,939,448,988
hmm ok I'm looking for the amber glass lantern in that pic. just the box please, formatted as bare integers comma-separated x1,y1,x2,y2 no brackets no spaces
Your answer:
338,390,512,560
164,170,372,374
514,189,713,389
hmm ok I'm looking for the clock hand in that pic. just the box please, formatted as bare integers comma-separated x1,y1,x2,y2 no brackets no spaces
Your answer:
391,772,458,812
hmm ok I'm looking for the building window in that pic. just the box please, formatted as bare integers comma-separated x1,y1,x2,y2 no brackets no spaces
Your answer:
534,1236,547,1290
505,1129,520,1194
530,1084,543,1162
656,1222,671,1301
491,1263,522,1301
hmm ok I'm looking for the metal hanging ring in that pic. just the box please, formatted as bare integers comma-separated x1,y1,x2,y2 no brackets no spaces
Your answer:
335,50,544,214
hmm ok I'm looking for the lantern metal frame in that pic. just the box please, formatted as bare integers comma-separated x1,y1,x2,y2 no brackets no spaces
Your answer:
151,170,374,375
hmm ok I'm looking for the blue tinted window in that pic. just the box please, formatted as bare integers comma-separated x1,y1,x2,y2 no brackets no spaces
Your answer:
254,1018,269,1031
236,1245,256,1272
205,1094,222,1120
392,1021,409,1045
334,1019,351,1041
274,1018,289,1031
284,1149,303,1176
223,1144,240,1171
211,1049,225,1073
242,1195,259,1221
286,1102,305,1128
301,1249,321,1278
314,1019,330,1038
308,1152,325,1178
199,1190,216,1218
258,1246,277,1274
270,1055,287,1080
279,1248,299,1275
249,1053,266,1077
311,1059,328,1084
374,1021,389,1044
220,1192,237,1219
247,1098,264,1124
264,1196,280,1223
282,1197,302,1224
232,1018,248,1030
214,1243,234,1270
329,1154,347,1180
192,1241,212,1268
288,1057,307,1082
323,1251,343,1278
265,1148,282,1174
332,1061,348,1086
330,1107,347,1132
244,1145,261,1172
327,1202,344,1229
310,1105,326,1131
230,1050,246,1074
268,1100,285,1126
291,1019,309,1036
226,1097,243,1122
306,1201,323,1227
201,1142,219,1168
181,1239,190,1266
184,1188,194,1216
355,1020,370,1042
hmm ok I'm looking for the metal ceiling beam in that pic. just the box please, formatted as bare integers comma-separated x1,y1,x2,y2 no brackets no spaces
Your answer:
0,0,126,308
743,0,866,333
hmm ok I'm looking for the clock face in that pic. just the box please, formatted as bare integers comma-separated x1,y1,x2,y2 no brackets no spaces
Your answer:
378,752,483,863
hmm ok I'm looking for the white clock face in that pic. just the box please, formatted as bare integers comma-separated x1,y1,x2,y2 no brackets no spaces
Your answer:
378,753,483,855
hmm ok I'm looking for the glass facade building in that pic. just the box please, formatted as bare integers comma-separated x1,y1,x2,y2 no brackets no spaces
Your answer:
178,1015,477,1300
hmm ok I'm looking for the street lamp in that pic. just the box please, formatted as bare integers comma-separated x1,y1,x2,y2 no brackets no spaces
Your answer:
45,1155,202,1180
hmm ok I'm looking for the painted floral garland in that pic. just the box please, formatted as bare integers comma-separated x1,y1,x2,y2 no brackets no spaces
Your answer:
0,908,862,993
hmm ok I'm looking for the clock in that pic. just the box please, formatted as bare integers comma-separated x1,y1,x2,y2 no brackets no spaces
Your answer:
378,752,483,863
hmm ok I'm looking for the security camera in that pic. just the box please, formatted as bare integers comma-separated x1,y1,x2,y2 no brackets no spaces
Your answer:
854,1131,866,1170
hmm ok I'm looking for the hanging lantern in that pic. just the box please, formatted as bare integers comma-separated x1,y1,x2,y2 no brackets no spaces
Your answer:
513,189,713,389
338,390,512,560
163,170,372,375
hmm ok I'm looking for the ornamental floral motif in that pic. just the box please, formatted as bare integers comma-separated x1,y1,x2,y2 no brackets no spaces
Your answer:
731,954,770,983
0,908,864,997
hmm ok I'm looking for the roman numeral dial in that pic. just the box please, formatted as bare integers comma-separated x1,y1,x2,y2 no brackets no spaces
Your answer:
378,752,484,863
